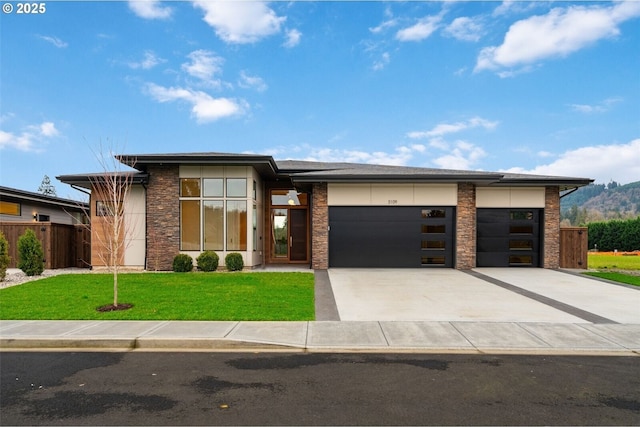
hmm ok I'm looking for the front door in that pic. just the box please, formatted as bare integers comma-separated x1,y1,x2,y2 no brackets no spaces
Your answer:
270,189,309,263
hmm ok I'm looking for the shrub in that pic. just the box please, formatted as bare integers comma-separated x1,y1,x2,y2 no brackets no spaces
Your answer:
225,252,244,271
197,251,219,272
17,229,44,276
0,231,10,281
172,253,193,272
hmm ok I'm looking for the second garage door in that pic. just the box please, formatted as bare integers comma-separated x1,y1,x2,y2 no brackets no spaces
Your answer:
328,206,454,268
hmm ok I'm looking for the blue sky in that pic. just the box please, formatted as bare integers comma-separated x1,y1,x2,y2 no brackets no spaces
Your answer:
1,0,639,199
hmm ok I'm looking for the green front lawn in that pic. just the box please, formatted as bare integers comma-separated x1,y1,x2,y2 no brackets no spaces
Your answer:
0,272,315,320
583,272,640,287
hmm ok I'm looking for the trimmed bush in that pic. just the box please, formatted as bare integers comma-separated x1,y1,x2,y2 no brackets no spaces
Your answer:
17,229,44,276
172,253,193,272
225,252,244,271
197,251,219,272
0,231,10,281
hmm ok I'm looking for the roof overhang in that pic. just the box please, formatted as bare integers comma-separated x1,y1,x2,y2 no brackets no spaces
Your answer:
0,186,88,210
56,172,149,190
116,152,280,179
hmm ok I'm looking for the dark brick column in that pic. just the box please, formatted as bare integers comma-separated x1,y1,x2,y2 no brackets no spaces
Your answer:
311,183,329,270
456,182,476,269
146,165,180,270
544,186,560,269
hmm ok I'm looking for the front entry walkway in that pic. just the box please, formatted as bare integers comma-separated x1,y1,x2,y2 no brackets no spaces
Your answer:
326,268,640,323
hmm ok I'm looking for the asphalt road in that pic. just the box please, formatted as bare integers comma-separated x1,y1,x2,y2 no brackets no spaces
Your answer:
1,352,639,425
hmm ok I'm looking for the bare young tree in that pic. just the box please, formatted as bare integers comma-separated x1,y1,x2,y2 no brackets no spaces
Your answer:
88,143,138,309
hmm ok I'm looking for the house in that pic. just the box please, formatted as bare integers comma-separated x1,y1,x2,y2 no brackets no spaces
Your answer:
0,186,90,269
57,152,592,271
0,186,87,225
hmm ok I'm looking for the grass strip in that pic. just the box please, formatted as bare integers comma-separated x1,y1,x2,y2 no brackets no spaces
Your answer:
0,272,315,320
583,272,640,287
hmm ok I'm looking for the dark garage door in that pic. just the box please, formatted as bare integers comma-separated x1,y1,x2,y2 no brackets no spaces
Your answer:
477,209,541,267
329,206,454,268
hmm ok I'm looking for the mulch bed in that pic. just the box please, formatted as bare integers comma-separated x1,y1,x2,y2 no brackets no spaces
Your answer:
96,303,134,312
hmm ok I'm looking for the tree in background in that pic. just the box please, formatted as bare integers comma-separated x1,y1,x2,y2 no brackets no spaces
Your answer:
87,143,138,309
37,175,57,197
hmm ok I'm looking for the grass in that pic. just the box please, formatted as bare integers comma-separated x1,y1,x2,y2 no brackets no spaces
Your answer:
588,253,640,270
583,271,640,287
0,272,315,321
584,253,640,287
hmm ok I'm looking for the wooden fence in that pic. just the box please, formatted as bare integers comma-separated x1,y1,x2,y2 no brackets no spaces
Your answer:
560,227,588,269
0,222,91,269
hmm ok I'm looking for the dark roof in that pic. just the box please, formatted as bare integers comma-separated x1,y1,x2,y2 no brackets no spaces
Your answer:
56,172,149,190
58,152,594,191
116,152,279,178
275,159,592,189
0,186,88,210
278,160,504,184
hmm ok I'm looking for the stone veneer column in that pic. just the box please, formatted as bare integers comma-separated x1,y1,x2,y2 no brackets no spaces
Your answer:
145,165,180,271
311,183,329,270
544,186,560,269
456,182,476,269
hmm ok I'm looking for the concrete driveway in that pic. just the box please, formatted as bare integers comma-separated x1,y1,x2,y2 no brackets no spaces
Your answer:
326,268,640,323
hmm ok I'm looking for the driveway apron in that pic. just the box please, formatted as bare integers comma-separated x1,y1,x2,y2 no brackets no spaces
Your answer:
326,268,638,323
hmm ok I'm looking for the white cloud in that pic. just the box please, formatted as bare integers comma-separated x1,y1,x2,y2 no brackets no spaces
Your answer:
396,15,443,42
128,50,164,70
476,2,640,73
238,71,268,92
444,16,484,42
128,0,173,20
503,139,640,183
304,146,414,166
0,121,60,152
181,50,224,86
192,1,285,44
370,18,397,34
38,122,60,138
283,29,302,48
145,83,247,123
433,141,487,170
407,116,498,139
569,97,622,114
38,35,68,48
372,52,390,71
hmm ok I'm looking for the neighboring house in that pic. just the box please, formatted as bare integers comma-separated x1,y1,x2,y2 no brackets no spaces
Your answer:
0,186,87,225
57,152,592,271
0,186,90,269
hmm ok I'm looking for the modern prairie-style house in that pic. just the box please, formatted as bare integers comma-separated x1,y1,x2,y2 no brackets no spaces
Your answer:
57,152,592,271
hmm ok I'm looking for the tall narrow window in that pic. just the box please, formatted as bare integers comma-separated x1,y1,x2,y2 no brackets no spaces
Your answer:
180,200,200,250
203,201,224,250
227,200,247,250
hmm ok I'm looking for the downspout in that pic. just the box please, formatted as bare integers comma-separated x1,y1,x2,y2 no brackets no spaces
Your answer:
142,181,148,271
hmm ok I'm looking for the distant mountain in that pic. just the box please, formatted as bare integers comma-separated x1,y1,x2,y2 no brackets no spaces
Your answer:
560,181,640,225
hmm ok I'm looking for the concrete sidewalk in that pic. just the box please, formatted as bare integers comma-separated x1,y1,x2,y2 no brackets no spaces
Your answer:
1,320,639,355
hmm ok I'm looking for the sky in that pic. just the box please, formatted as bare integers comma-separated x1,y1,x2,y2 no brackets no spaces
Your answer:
1,0,639,200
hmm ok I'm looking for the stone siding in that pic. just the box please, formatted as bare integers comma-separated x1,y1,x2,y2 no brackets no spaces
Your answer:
146,165,180,270
544,186,560,269
311,183,329,270
456,182,476,269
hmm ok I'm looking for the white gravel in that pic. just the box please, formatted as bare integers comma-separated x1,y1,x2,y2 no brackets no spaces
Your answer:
1,268,93,289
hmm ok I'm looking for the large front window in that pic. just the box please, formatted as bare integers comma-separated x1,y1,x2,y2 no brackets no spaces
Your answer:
179,178,250,251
